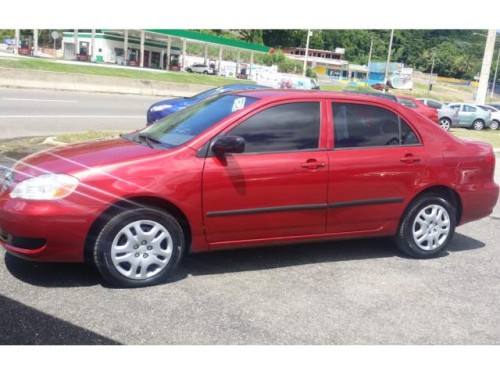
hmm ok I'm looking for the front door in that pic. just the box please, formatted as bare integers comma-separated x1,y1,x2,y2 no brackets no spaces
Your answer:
202,101,328,245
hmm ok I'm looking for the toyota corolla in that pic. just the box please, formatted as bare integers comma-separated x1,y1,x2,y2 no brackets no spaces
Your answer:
1,90,498,287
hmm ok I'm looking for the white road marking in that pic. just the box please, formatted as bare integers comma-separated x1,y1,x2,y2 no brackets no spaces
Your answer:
1,98,79,103
0,115,143,118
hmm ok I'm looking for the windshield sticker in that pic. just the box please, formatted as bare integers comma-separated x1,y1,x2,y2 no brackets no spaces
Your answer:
232,97,246,112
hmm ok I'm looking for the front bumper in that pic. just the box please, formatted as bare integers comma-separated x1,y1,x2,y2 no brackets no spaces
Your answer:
0,196,105,262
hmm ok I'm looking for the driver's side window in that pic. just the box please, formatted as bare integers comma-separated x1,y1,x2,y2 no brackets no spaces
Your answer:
227,102,321,154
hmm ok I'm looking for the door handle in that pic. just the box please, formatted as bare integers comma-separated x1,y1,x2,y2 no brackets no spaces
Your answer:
400,155,422,164
301,159,326,170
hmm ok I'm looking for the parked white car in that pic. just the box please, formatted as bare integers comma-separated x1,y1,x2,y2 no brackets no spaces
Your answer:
477,104,500,130
185,64,214,75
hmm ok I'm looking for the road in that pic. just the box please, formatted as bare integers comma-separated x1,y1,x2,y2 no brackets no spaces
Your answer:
0,87,500,347
0,88,162,138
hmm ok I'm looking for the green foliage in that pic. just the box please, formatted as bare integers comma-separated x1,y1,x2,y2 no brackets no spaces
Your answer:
306,67,317,79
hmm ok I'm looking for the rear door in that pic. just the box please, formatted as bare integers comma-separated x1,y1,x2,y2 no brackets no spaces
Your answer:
326,101,426,234
202,100,329,245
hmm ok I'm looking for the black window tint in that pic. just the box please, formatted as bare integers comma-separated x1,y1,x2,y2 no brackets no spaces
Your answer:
228,102,320,153
427,100,442,109
332,103,420,148
397,98,417,108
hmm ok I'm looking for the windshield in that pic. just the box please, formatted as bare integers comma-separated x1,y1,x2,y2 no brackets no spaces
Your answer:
139,94,259,148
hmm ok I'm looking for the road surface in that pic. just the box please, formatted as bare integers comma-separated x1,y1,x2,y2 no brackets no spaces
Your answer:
0,87,164,138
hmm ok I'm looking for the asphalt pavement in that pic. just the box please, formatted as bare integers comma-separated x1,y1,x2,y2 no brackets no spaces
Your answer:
0,87,160,138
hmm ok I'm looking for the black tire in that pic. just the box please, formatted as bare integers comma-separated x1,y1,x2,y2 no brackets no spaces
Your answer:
439,117,451,131
186,68,192,73
202,70,208,74
490,120,499,130
93,207,184,288
395,194,456,259
471,119,485,130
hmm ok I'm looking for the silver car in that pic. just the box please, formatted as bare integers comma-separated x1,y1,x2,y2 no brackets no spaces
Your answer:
477,104,500,130
417,98,459,131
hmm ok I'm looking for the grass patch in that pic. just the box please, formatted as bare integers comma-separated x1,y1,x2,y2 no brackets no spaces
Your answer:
450,128,500,148
0,58,246,86
54,130,122,144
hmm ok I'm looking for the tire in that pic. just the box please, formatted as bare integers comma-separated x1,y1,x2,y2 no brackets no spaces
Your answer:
93,207,185,288
186,68,192,73
490,120,499,130
202,70,208,74
471,119,485,130
439,117,451,131
395,194,456,259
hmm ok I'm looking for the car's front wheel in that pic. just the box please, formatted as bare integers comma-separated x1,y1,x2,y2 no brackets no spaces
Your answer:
490,120,499,130
93,207,184,288
439,117,451,131
395,194,456,259
186,68,192,73
471,119,485,130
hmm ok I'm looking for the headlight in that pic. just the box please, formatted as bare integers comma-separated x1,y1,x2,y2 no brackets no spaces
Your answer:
151,104,172,112
10,174,79,200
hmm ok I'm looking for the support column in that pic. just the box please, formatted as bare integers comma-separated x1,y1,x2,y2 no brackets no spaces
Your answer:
218,47,223,76
140,30,145,68
124,30,128,65
236,51,241,78
14,29,20,55
181,39,186,69
33,29,38,56
166,37,171,70
204,44,208,65
91,28,96,62
161,49,165,70
249,52,254,79
74,28,78,59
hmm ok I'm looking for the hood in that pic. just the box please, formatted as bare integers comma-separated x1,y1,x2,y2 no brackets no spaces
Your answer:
12,136,166,182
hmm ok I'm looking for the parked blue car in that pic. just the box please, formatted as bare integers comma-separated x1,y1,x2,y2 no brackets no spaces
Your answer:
146,84,270,125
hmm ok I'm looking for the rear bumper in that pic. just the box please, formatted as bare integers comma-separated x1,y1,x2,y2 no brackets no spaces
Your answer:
459,182,499,225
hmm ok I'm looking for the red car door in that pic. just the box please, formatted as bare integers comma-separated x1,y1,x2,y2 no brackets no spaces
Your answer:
327,101,427,234
202,100,329,245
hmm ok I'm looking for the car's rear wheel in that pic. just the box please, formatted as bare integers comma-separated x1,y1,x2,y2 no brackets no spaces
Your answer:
203,70,208,74
395,194,456,259
490,120,499,130
439,117,451,131
471,119,485,130
93,207,184,288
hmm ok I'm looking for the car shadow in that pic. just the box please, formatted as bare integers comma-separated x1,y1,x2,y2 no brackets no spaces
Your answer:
3,233,485,288
0,293,120,344
4,253,102,288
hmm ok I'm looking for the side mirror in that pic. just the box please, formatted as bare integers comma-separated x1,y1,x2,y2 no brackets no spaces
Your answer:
212,135,245,156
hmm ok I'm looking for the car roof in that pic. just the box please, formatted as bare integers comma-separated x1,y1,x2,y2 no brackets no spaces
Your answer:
342,89,397,101
232,89,406,105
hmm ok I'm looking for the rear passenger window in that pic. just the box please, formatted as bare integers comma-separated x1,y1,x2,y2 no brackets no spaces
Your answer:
228,102,320,153
332,103,420,148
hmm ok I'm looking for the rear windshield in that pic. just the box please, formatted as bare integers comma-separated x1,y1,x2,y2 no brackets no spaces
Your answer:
139,94,259,148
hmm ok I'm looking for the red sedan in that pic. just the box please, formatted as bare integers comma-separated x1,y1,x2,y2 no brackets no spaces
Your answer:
1,90,498,287
396,95,439,124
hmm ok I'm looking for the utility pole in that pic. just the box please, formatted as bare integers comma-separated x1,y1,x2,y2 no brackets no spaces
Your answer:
303,29,312,77
490,47,500,100
476,29,496,105
383,29,394,92
427,52,435,95
365,37,373,87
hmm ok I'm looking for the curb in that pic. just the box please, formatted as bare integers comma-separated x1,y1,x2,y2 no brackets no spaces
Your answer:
0,67,213,98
